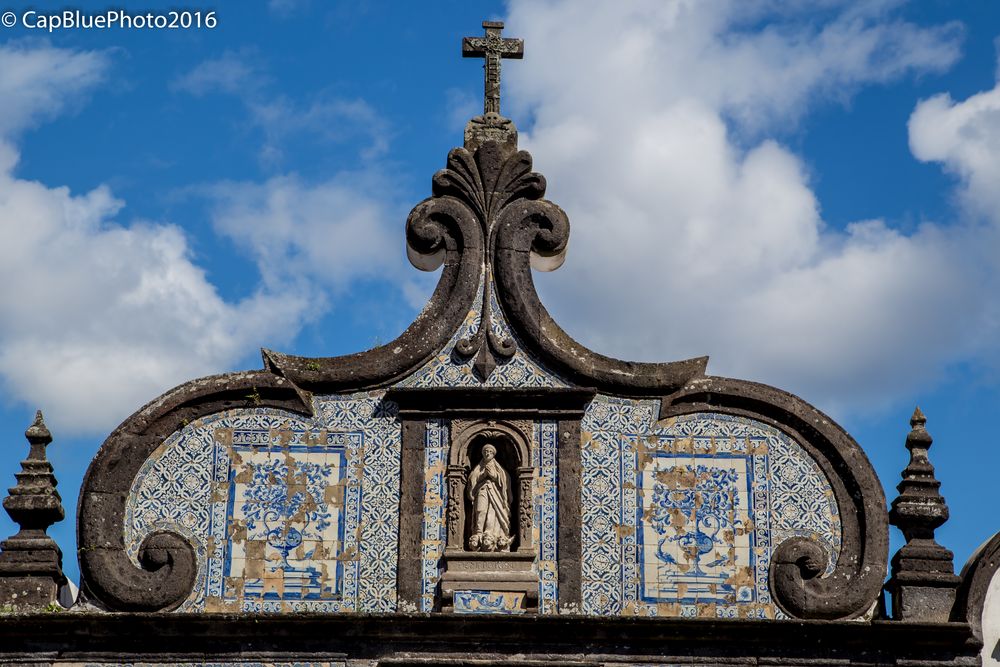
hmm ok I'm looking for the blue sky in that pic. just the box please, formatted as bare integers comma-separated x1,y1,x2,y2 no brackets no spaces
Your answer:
0,0,998,588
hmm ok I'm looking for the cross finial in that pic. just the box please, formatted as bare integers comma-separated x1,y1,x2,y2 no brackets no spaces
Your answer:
463,21,523,116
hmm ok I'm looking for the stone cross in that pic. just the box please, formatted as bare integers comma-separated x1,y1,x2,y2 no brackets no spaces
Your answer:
463,21,523,116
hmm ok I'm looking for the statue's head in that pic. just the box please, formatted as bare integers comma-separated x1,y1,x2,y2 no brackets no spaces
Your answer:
482,443,497,461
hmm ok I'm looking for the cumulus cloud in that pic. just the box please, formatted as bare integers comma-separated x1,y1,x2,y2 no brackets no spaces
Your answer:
909,66,1000,224
206,171,408,294
0,43,310,433
0,41,416,435
504,0,979,413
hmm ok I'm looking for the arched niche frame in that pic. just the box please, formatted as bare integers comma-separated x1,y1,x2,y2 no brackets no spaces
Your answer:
661,376,889,621
446,420,533,554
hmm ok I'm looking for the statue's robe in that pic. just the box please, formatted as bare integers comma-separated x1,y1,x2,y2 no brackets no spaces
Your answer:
468,458,512,542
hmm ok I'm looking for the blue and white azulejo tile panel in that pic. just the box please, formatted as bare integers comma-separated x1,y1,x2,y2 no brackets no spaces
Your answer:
396,274,569,389
453,589,527,614
124,392,401,613
419,419,449,612
534,420,559,614
580,396,841,619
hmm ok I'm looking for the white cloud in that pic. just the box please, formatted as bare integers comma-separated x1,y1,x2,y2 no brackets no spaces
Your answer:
206,171,408,294
0,39,110,137
0,43,310,434
0,43,417,435
170,50,263,97
909,68,1000,224
0,140,310,433
504,0,980,413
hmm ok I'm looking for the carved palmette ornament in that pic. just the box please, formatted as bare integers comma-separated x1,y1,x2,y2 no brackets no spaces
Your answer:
407,143,558,381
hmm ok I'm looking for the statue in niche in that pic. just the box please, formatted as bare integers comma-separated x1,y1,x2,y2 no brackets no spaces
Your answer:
466,444,514,552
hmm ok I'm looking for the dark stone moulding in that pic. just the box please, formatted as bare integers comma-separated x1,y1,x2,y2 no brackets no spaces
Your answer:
0,613,980,665
660,376,889,621
953,529,1000,643
397,419,428,610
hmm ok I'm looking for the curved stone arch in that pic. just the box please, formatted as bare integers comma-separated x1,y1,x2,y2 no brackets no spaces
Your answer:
449,419,531,469
262,193,485,392
660,376,888,620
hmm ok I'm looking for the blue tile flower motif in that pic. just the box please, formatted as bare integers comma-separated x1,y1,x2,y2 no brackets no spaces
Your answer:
124,392,400,613
581,396,841,619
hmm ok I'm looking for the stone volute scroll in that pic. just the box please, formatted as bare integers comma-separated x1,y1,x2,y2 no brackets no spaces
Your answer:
440,420,537,612
659,377,889,620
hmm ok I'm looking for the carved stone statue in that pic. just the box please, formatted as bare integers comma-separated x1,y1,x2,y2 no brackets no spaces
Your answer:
466,444,514,552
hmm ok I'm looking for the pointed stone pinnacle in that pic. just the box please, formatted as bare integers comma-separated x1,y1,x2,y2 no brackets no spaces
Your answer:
0,410,66,609
24,410,52,456
886,406,960,621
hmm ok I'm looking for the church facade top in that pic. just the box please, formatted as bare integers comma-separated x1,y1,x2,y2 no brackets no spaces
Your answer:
0,20,992,667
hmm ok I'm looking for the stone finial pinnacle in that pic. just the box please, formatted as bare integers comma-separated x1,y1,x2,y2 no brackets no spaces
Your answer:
0,410,67,609
25,410,50,443
886,407,960,621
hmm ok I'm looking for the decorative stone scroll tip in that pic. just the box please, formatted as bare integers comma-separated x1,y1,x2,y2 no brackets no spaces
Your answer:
886,406,960,622
0,409,66,610
462,20,523,154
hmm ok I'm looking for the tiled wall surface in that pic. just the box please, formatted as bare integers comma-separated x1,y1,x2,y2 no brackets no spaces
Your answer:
123,366,841,618
453,589,527,614
419,419,449,612
580,396,841,619
125,393,400,613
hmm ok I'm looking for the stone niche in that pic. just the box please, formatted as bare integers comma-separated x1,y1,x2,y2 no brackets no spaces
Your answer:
440,419,537,612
